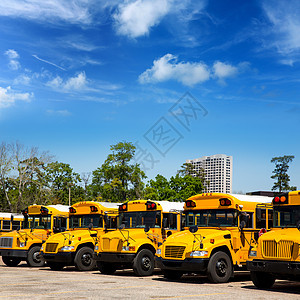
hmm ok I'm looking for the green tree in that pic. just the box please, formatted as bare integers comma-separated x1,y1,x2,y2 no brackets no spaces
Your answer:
45,161,82,205
271,155,296,192
91,141,146,202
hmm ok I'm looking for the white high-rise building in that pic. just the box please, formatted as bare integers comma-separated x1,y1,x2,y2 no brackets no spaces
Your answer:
186,154,233,193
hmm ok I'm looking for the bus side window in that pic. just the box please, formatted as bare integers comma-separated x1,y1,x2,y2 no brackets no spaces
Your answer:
256,208,266,228
268,210,273,229
162,213,177,230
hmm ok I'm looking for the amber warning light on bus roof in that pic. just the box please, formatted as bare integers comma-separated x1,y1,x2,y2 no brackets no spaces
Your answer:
90,205,98,213
69,207,76,213
219,198,232,206
273,195,288,205
185,200,196,208
119,203,127,211
146,201,157,210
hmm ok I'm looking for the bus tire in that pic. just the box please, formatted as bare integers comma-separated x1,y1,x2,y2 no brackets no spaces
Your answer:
2,256,21,267
74,247,96,271
163,270,183,280
97,261,116,275
47,262,65,271
207,251,232,283
250,271,275,289
27,246,45,267
133,249,154,277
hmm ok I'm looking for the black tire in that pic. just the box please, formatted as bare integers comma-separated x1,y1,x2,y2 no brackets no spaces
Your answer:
74,247,96,271
27,246,45,267
97,261,116,275
250,271,275,289
207,251,232,283
2,256,21,267
163,270,183,280
47,262,65,271
133,249,155,277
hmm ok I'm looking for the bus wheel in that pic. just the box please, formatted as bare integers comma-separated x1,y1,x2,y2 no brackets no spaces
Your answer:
2,256,21,267
27,246,45,267
74,247,96,271
47,262,65,271
250,271,275,289
133,249,154,276
97,261,116,275
207,251,232,283
163,270,183,280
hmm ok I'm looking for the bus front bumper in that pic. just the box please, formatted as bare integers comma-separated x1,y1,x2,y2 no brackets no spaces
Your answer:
0,249,28,258
41,251,74,264
155,256,209,273
94,252,136,263
247,260,300,276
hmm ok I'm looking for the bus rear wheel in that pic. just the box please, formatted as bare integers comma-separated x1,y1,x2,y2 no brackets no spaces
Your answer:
74,247,96,271
250,271,275,289
133,249,154,277
207,251,232,283
27,246,45,267
2,256,21,267
97,261,116,275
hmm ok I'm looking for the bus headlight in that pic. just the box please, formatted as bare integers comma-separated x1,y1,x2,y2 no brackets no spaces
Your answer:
20,242,25,248
122,246,135,251
249,250,257,257
190,251,208,257
156,249,161,255
94,245,99,251
60,246,75,251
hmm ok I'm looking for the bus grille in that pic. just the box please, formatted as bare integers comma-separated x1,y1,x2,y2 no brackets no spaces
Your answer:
263,240,293,259
0,237,13,248
45,243,58,253
164,246,185,259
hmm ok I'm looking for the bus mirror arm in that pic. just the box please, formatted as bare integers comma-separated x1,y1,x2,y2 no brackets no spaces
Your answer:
239,220,246,231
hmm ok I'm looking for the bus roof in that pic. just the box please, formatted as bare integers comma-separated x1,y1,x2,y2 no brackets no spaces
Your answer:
230,194,272,203
155,201,184,212
0,213,24,219
47,205,70,212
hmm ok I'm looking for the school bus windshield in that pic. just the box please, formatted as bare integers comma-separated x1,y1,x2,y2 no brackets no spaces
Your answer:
119,211,161,229
185,209,239,227
69,214,103,229
23,215,51,229
274,205,300,228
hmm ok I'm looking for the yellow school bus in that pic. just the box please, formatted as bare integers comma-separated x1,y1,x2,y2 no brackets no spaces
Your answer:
156,193,272,283
0,213,24,236
94,200,183,276
247,191,300,289
41,201,118,271
0,204,69,267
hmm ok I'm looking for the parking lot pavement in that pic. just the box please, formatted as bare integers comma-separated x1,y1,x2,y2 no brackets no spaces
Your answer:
0,259,300,299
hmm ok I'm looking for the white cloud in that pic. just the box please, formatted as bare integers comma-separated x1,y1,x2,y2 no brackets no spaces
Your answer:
139,54,210,86
0,86,33,108
212,61,238,79
262,0,300,55
47,72,87,91
4,49,20,70
114,0,171,38
13,74,31,85
47,109,71,116
0,0,98,25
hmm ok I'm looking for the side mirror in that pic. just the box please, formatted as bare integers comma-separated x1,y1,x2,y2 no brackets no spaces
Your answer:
88,223,93,230
144,224,150,233
189,225,198,233
119,223,125,230
239,220,246,230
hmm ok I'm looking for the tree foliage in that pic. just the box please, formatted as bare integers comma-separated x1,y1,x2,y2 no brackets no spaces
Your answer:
90,141,146,202
271,155,296,192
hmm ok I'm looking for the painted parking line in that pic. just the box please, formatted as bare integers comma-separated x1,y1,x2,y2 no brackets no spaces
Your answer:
153,293,227,299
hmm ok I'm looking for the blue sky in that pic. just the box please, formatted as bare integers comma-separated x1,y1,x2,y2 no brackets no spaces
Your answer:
0,0,299,193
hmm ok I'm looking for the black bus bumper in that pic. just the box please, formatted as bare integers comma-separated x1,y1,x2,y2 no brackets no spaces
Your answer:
155,256,209,273
94,252,136,264
41,251,74,264
247,260,300,276
0,249,28,259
